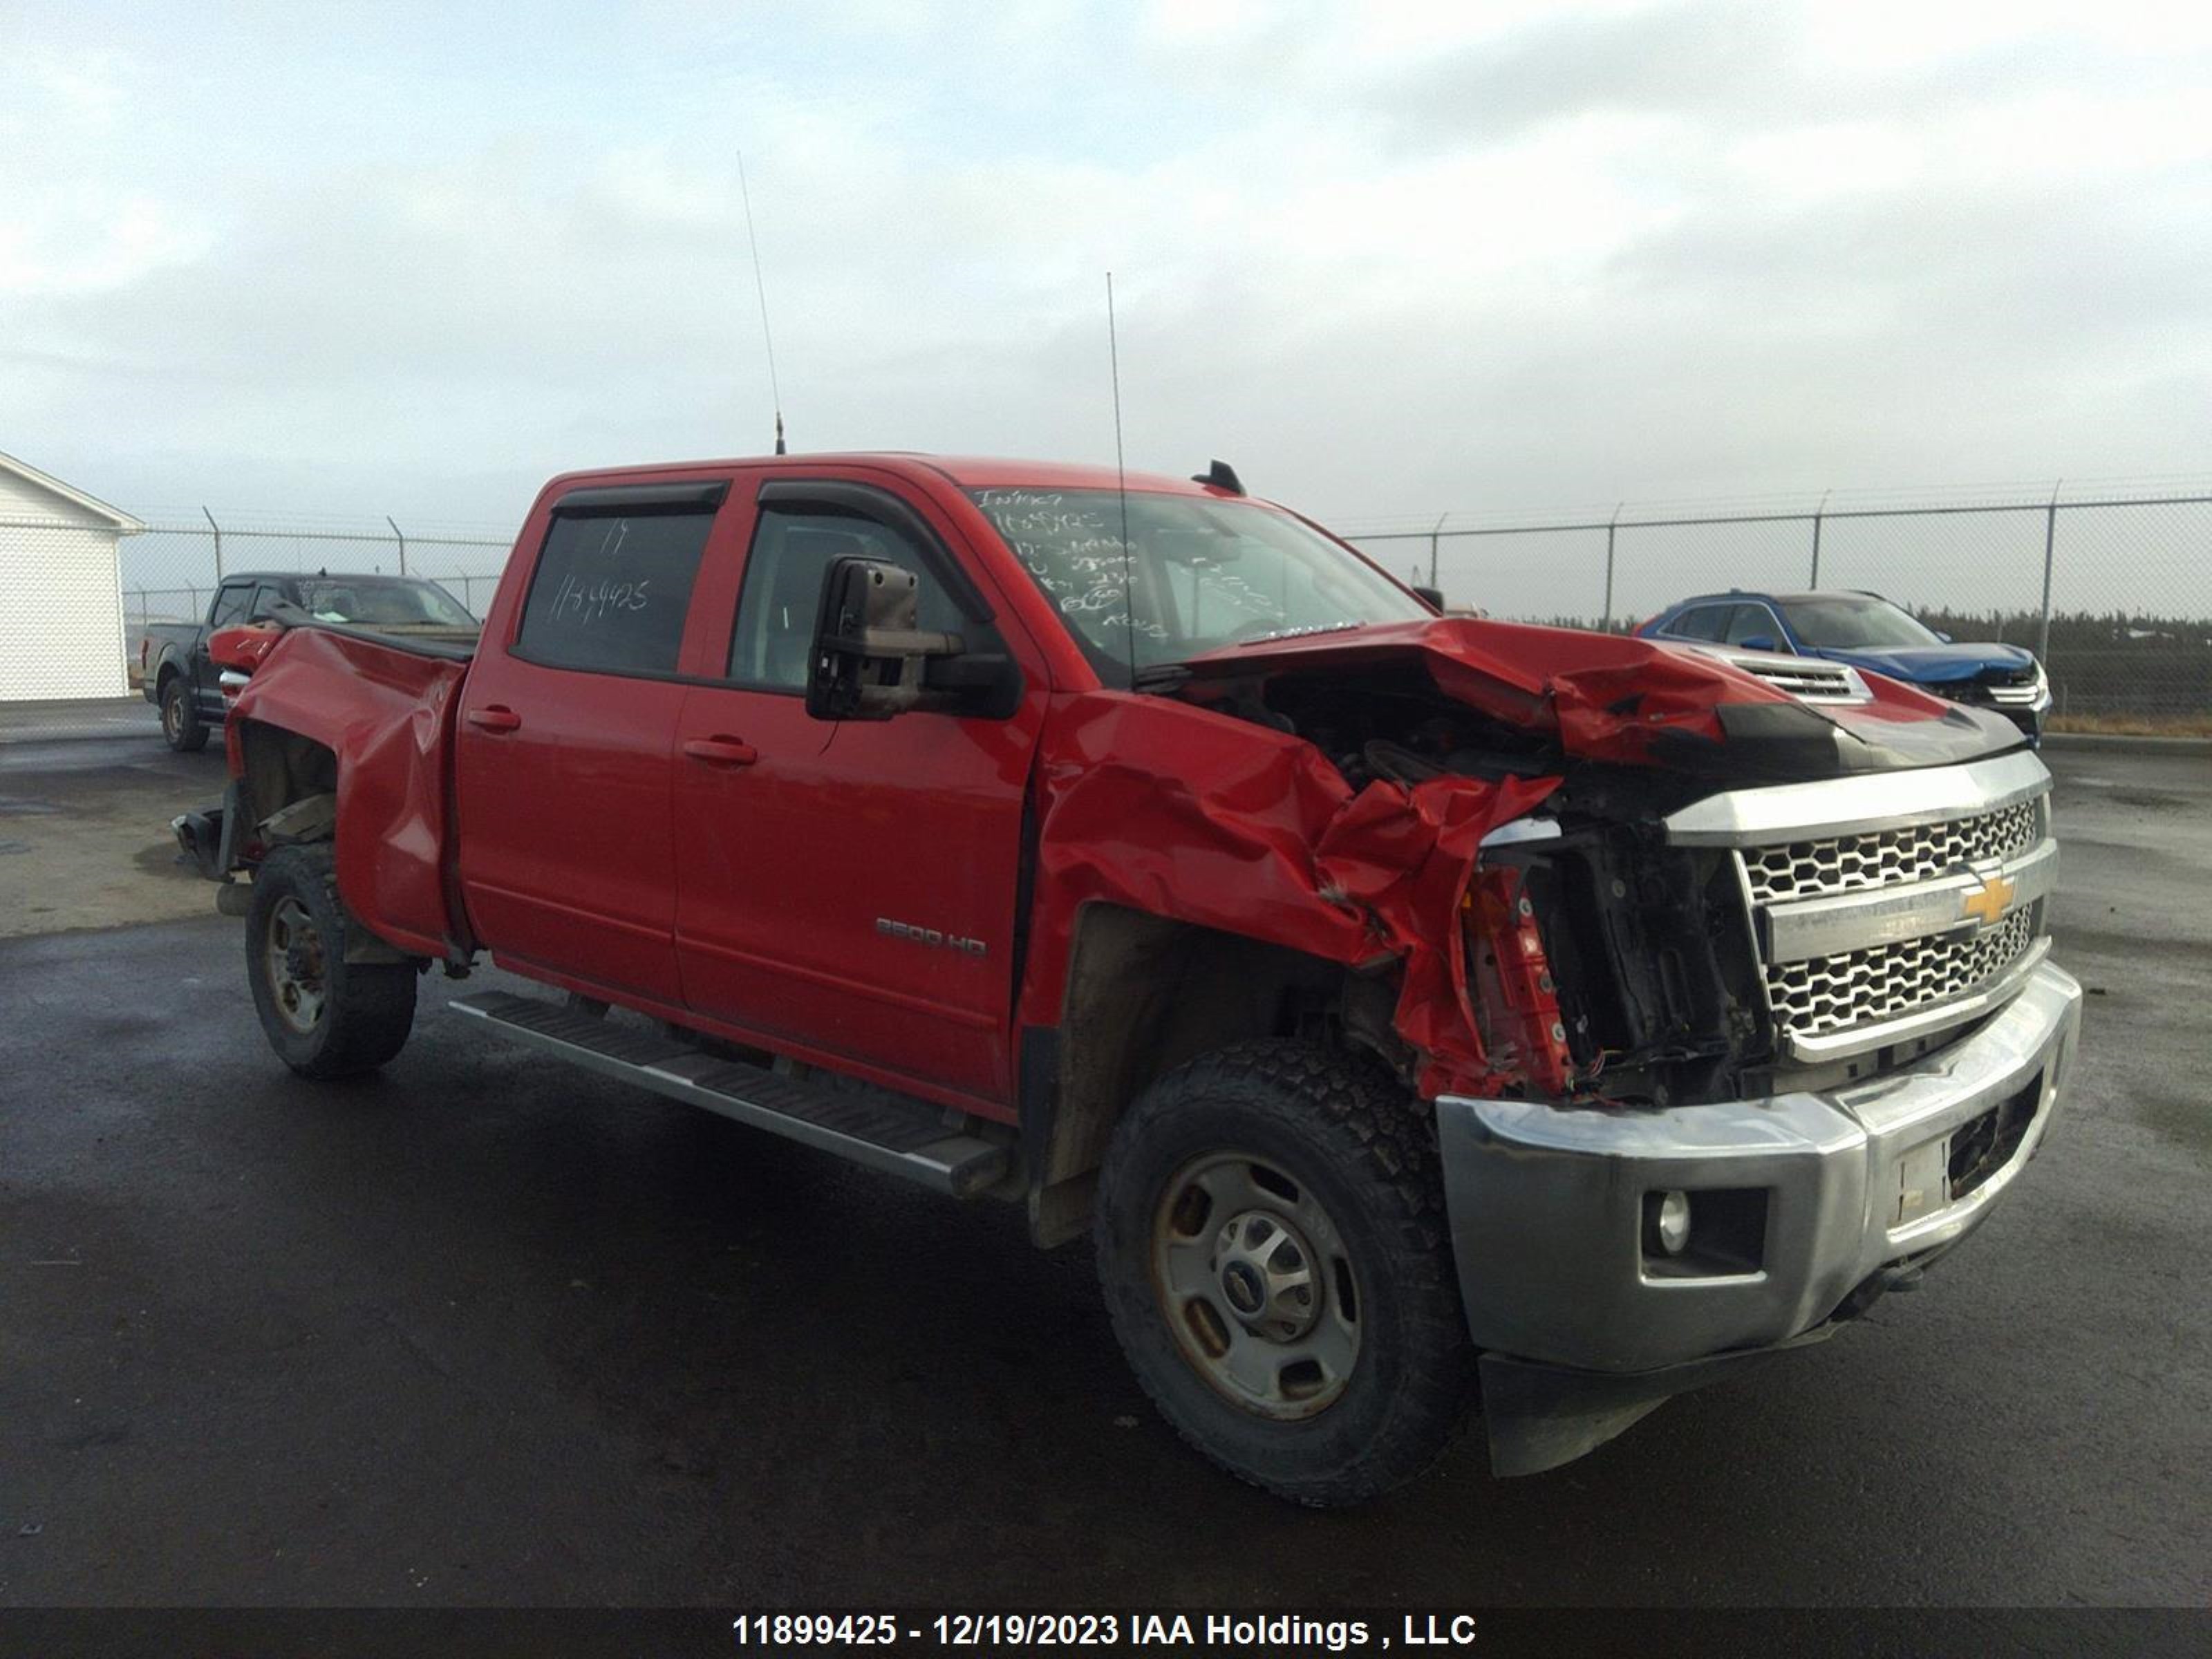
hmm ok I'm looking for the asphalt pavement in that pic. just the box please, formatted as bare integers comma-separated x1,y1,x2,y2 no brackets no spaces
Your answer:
0,740,2206,1610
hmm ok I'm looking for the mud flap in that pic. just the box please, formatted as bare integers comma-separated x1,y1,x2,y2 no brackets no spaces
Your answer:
1478,1325,1836,1477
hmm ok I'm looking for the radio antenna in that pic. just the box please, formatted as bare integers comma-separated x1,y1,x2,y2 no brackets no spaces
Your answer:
1106,270,1137,685
738,151,786,455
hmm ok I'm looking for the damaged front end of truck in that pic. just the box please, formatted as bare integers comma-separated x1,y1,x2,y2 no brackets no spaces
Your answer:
1025,616,2077,1473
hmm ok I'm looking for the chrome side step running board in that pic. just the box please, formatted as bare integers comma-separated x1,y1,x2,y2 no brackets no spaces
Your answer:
449,991,1011,1198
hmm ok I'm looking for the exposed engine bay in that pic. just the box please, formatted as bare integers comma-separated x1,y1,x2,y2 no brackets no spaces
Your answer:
1179,661,1564,789
1170,658,1786,1110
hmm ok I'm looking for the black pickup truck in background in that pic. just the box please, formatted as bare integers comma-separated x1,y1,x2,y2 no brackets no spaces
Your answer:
138,571,478,751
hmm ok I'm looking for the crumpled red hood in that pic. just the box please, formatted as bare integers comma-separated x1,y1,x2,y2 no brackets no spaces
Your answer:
1181,615,1969,767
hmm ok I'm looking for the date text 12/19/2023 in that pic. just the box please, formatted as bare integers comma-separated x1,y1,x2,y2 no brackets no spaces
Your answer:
729,1613,1481,1650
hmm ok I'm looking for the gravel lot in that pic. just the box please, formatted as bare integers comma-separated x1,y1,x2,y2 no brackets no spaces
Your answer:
1,735,2206,1613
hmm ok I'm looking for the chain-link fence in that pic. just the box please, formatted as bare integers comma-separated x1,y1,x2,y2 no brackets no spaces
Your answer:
1340,478,2212,731
115,508,516,650
5,479,2209,741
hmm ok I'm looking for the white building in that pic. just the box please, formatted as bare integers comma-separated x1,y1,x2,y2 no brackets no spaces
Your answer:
0,449,144,702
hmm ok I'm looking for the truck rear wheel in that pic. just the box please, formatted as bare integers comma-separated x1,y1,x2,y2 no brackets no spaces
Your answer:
245,845,416,1079
1093,1041,1474,1506
160,677,208,753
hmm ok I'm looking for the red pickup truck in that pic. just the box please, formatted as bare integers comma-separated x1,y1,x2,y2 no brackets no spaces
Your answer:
177,453,2080,1503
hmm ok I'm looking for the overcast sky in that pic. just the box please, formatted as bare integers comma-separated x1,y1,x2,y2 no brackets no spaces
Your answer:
5,0,2208,532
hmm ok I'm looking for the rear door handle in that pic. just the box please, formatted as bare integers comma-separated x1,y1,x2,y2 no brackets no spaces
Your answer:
682,735,759,767
467,704,522,733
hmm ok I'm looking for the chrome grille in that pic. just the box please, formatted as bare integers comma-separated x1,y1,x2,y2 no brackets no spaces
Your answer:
1665,753,2058,1061
1766,909,2036,1040
1741,800,2041,905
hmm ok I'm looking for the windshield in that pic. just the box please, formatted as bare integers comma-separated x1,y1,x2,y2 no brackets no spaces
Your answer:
298,579,476,628
969,488,1429,680
1779,594,1942,650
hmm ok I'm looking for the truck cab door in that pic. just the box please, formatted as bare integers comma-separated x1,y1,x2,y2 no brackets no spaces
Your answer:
454,480,738,1007
671,476,1049,1113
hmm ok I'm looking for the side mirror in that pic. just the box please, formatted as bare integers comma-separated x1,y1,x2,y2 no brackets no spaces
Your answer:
805,557,966,721
1740,634,1783,655
1936,631,1953,644
1412,584,1446,611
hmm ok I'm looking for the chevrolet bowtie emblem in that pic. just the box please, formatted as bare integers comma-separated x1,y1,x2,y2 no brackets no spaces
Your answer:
1960,870,2017,928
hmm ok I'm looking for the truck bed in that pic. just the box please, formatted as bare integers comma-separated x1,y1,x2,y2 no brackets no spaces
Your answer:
226,624,474,962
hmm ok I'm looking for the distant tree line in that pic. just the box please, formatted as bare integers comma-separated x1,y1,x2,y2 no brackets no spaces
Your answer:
1920,609,2210,718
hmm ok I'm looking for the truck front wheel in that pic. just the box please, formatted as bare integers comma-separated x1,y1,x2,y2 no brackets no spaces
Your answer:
1094,1041,1474,1506
160,677,208,753
245,845,416,1079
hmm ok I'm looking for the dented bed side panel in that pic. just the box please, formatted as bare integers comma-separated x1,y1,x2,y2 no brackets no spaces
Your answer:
227,627,474,961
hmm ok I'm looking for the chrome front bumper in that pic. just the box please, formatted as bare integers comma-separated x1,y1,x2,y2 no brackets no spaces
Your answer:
1435,960,2082,1376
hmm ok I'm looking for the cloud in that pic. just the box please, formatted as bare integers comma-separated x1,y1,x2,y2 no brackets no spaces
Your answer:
0,39,214,297
0,193,212,297
0,0,2206,555
1344,1,1801,151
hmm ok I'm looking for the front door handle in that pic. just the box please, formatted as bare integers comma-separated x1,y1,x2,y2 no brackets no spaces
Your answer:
682,735,759,767
467,704,522,733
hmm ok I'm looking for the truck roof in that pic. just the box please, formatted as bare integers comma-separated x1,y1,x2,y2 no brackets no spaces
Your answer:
540,453,1232,498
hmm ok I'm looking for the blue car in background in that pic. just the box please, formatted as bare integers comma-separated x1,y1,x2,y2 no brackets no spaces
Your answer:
1636,589,2050,742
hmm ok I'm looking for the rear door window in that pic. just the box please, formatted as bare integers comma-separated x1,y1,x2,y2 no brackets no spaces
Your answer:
1721,604,1776,646
516,507,718,675
1667,605,1730,642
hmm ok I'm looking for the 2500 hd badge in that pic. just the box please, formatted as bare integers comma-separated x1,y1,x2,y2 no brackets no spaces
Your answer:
877,915,990,956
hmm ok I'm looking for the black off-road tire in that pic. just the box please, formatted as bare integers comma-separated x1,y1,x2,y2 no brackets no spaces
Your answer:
246,844,416,1079
160,677,209,753
1094,1040,1475,1506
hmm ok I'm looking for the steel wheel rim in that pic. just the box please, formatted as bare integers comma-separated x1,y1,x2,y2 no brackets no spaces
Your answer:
162,691,182,740
264,896,328,1034
1150,1150,1361,1420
